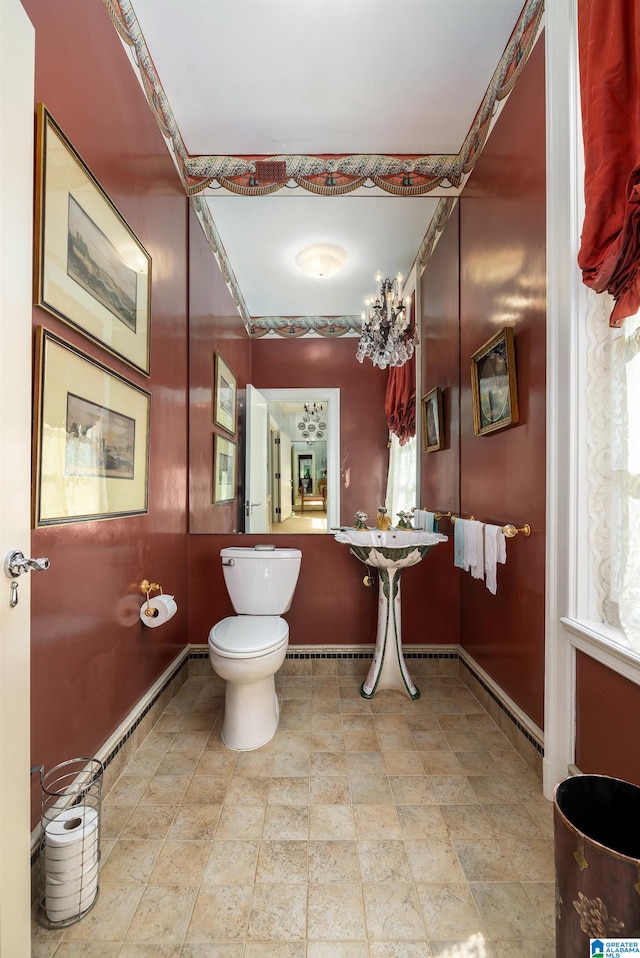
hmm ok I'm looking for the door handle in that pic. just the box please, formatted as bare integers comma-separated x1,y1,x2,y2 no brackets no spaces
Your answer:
4,550,51,578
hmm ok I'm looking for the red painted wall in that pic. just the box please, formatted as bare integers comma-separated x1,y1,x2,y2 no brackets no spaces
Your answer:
25,0,189,818
458,38,547,727
575,653,640,785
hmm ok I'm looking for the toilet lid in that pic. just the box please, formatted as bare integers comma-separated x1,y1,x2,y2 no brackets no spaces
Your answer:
209,616,289,658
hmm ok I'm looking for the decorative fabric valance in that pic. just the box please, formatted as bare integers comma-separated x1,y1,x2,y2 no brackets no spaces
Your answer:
578,0,640,327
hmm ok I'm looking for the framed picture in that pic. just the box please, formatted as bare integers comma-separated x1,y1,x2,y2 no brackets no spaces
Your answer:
213,352,237,434
422,386,444,452
33,327,150,526
470,326,519,436
213,434,236,503
34,104,151,376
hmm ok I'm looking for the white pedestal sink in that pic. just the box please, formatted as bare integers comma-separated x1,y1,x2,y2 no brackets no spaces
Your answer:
334,528,447,699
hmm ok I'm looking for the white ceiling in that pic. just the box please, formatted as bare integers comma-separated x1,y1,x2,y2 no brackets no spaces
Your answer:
127,0,531,324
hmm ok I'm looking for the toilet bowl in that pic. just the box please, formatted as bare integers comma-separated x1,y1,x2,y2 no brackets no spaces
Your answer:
209,546,302,750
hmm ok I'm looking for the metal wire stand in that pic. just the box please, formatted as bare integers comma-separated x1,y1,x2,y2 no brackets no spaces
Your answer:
35,757,103,929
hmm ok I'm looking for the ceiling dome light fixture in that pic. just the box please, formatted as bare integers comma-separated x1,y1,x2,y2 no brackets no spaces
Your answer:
295,244,346,279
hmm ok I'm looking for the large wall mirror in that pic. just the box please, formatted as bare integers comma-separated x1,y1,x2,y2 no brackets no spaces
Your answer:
245,386,340,535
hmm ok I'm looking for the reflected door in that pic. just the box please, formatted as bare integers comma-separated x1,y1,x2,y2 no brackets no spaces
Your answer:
245,384,269,532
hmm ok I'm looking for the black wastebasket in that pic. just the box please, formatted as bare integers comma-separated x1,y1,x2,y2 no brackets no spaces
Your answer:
554,774,640,956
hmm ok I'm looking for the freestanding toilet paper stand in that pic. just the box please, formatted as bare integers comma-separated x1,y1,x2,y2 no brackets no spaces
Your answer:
34,757,103,928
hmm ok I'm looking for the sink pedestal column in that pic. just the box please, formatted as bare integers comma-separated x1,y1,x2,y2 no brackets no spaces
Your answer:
361,566,419,700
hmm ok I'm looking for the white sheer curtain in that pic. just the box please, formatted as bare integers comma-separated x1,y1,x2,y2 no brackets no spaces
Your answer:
587,288,640,650
385,433,416,524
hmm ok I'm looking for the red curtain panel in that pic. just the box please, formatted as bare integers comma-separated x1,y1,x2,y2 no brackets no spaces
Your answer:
385,352,416,445
578,0,640,327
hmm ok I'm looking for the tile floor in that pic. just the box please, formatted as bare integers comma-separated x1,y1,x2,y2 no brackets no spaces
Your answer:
32,657,555,957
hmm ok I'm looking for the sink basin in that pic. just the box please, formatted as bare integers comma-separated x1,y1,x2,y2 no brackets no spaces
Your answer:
334,528,446,565
334,526,447,699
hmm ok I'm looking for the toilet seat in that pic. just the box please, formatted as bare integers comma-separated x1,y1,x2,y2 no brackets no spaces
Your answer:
209,615,289,659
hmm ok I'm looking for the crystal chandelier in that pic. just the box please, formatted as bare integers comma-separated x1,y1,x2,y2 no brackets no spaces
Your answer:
296,403,327,441
356,272,416,369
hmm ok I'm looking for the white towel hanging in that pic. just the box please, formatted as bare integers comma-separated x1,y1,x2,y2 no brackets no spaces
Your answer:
484,524,507,594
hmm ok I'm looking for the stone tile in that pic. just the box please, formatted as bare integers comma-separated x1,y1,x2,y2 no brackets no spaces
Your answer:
430,937,495,957
148,840,210,884
405,838,466,883
470,882,548,939
215,805,265,839
439,804,494,839
357,840,411,882
100,804,134,840
346,752,386,776
255,840,308,884
492,941,552,957
396,804,449,840
263,805,309,840
308,840,360,883
186,886,252,942
124,884,197,943
118,946,182,957
362,883,427,940
427,775,478,804
307,944,369,958
119,805,178,841
350,774,394,805
268,776,310,806
224,777,269,806
245,946,305,958
353,804,403,840
138,775,190,806
53,945,122,957
63,885,144,942
246,884,307,940
453,838,517,882
500,835,555,881
309,774,350,805
308,805,355,841
382,751,423,775
310,751,348,775
307,884,367,939
103,775,151,806
482,803,541,838
99,840,161,884
203,840,259,885
369,944,433,958
416,883,486,940
388,776,436,805
166,804,222,840
184,776,229,805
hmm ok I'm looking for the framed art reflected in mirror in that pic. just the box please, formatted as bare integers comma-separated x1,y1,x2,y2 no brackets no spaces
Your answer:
213,352,237,435
422,386,444,452
213,433,236,504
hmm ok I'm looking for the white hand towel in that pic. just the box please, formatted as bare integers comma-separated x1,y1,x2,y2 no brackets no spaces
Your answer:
413,509,435,532
484,524,507,594
466,520,485,579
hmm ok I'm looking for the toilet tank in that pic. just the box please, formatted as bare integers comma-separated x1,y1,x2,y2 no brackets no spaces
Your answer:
220,546,302,615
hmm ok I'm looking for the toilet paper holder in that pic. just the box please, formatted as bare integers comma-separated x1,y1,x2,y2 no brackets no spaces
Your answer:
140,579,164,618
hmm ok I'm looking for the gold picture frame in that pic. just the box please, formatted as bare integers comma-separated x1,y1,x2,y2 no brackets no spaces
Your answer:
213,433,236,504
34,327,151,526
34,104,152,376
422,386,444,452
470,326,519,436
213,352,237,434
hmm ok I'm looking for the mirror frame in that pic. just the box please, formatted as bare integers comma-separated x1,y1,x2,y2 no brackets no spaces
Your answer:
260,387,340,533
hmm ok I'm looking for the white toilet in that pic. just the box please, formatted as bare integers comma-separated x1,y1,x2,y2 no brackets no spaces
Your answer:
208,545,302,750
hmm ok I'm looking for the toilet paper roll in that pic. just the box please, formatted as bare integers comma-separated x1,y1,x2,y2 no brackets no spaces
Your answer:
45,862,98,921
44,806,100,921
140,594,177,628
